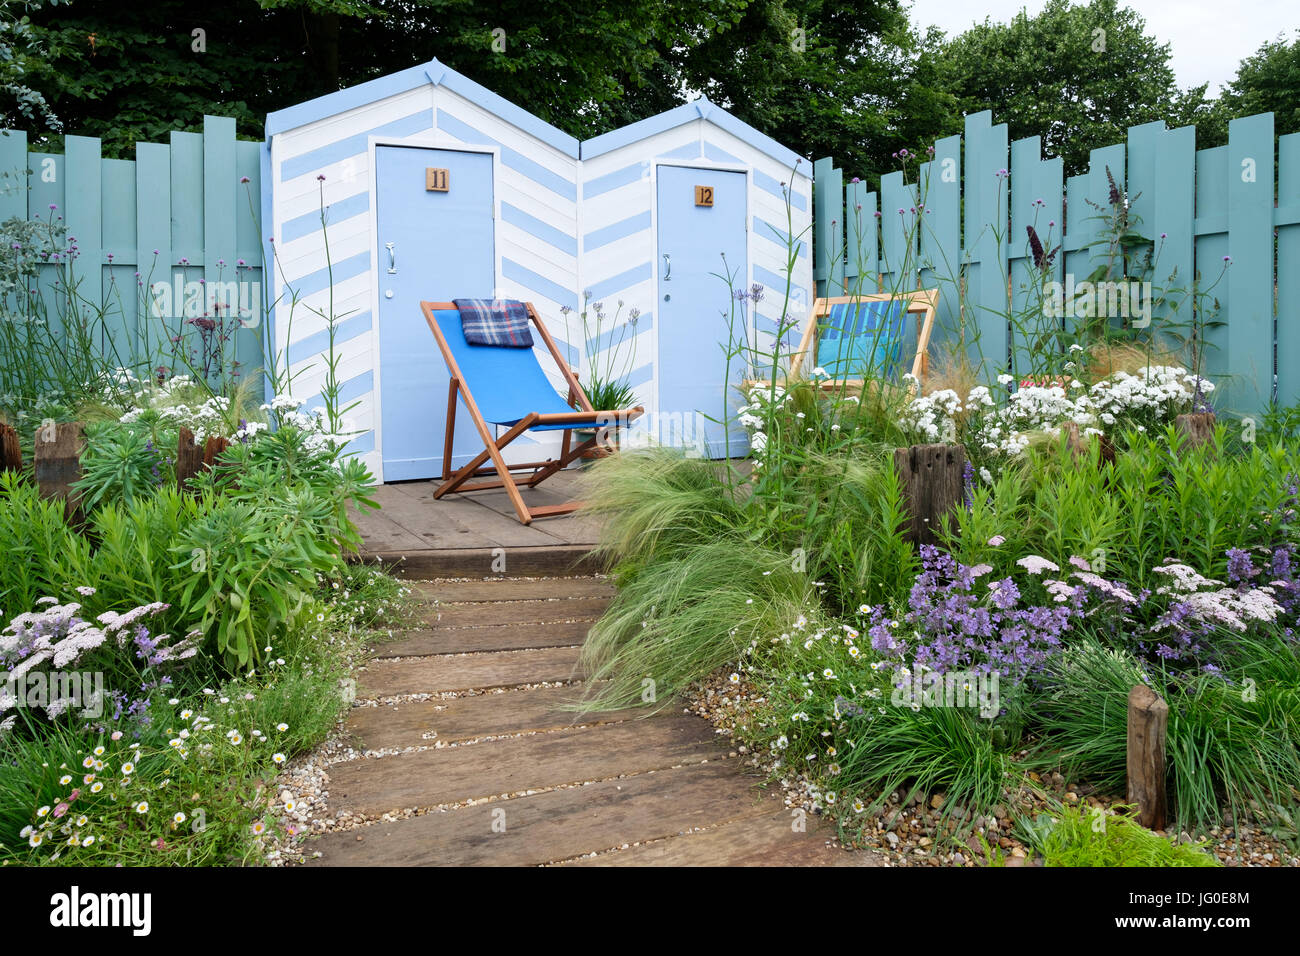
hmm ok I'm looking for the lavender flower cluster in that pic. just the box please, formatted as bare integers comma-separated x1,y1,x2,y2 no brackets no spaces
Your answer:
1,594,200,725
863,524,1299,684
866,545,1080,684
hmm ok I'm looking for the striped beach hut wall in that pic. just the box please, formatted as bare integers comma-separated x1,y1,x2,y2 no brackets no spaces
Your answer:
264,60,811,480
579,102,813,455
263,59,580,483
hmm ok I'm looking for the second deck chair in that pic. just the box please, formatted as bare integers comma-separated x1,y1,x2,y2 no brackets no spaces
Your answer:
421,300,644,525
788,289,940,392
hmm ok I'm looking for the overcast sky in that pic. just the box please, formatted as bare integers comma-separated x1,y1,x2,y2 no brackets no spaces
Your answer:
907,0,1299,93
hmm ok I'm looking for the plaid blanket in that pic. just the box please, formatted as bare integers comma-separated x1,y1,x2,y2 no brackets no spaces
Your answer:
454,298,534,348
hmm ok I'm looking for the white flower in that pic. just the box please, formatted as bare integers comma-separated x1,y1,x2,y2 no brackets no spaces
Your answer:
1016,555,1060,575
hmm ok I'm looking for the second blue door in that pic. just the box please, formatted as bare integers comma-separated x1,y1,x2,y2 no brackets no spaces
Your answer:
655,165,748,456
376,146,495,481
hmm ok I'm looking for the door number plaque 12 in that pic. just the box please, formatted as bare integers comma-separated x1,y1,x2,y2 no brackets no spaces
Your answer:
694,185,714,206
426,167,450,192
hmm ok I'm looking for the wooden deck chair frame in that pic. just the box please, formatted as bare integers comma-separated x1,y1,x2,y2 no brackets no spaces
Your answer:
788,289,940,390
421,300,644,526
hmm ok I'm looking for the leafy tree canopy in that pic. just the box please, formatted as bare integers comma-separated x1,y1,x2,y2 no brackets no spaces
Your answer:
930,0,1215,175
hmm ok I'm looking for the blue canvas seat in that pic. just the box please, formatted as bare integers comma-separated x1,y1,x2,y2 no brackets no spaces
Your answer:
789,290,941,388
815,300,906,379
435,307,590,430
422,301,644,524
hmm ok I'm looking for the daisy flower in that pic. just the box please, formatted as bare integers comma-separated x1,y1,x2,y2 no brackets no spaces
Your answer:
134,802,148,814
273,753,286,765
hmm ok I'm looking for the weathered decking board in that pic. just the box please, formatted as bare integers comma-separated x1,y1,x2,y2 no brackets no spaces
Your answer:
351,472,602,576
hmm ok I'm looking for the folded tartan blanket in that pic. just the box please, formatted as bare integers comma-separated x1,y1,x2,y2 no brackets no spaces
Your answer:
454,298,534,348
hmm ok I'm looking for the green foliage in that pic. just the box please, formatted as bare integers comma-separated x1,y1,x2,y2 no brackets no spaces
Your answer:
1217,29,1300,140
932,0,1213,176
1010,803,1220,867
944,428,1296,590
0,0,61,133
0,469,94,617
749,626,1018,836
72,422,171,513
1034,636,1300,834
579,535,812,711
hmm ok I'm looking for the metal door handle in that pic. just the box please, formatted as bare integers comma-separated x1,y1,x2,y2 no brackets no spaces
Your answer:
662,253,671,281
386,242,396,274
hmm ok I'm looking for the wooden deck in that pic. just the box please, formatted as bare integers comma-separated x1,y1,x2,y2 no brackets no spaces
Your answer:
352,470,603,576
305,576,881,867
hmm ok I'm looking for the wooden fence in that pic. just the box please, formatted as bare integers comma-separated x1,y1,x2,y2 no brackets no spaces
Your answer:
0,115,265,390
813,110,1300,416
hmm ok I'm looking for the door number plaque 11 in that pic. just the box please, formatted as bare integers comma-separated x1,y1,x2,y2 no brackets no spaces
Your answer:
426,167,450,192
694,185,714,206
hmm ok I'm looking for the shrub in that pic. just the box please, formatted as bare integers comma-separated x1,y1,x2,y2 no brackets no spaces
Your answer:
1033,636,1300,832
1008,803,1220,867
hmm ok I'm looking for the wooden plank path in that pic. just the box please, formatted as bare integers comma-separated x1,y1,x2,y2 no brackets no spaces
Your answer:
305,575,883,867
349,475,605,577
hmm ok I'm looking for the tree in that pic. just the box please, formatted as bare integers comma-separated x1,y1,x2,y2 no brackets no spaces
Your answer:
932,0,1212,175
0,0,62,134
668,0,957,183
19,0,720,155
1218,30,1300,138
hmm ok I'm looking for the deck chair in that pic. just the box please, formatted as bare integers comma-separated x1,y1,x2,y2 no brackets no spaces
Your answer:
421,300,644,525
788,289,940,391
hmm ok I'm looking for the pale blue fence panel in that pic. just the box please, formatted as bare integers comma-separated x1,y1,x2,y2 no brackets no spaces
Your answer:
1224,113,1275,414
0,116,264,395
1151,125,1196,338
964,111,1010,377
921,134,962,348
879,169,915,291
802,109,1292,414
843,179,876,293
1193,145,1231,392
1278,133,1300,410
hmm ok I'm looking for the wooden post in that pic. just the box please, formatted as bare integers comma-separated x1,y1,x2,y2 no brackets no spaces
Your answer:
176,427,204,491
33,421,86,518
1126,684,1169,830
202,435,229,469
0,422,20,473
893,443,967,547
1174,411,1216,451
1062,422,1117,469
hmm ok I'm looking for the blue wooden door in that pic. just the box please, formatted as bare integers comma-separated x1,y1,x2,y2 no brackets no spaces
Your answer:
376,146,495,481
655,165,748,456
